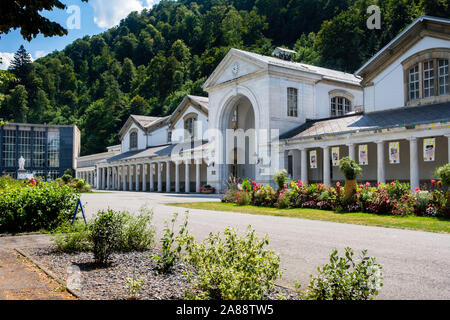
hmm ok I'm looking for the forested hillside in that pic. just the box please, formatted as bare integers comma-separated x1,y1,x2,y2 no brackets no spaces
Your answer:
0,0,448,155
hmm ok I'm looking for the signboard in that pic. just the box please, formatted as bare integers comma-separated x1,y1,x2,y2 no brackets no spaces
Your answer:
389,142,400,164
423,138,435,162
17,172,34,180
359,145,368,165
310,150,317,169
331,147,340,166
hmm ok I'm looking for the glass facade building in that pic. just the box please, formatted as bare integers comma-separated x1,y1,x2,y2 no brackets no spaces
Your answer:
0,123,80,180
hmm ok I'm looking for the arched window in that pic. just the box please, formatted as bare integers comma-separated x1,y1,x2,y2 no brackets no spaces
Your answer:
403,49,450,105
184,116,197,140
330,96,351,117
129,131,138,149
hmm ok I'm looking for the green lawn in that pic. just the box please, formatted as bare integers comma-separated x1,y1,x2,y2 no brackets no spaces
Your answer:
169,202,450,234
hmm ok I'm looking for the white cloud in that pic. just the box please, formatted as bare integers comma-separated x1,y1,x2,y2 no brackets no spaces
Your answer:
90,0,155,29
0,52,15,70
34,50,47,59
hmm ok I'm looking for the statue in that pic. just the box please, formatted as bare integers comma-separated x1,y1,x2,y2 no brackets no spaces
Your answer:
18,156,25,171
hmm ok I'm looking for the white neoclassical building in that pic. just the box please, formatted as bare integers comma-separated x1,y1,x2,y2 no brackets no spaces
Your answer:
78,16,450,193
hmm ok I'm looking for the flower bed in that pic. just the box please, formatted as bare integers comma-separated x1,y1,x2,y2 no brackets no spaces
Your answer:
222,177,450,218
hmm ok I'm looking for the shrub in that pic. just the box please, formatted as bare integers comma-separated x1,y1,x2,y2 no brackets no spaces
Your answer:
273,169,288,191
152,212,189,273
276,190,290,208
184,226,281,300
299,247,383,300
241,178,252,192
89,209,125,265
435,163,450,188
252,184,277,207
125,276,146,298
61,174,72,183
339,157,362,180
0,181,79,233
234,190,251,206
120,207,155,252
52,220,91,253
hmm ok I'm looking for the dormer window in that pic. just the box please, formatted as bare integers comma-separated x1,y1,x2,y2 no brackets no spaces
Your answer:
130,131,138,149
330,96,351,117
403,49,449,105
184,115,197,140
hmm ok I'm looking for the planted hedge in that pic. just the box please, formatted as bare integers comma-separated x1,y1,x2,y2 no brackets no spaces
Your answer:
0,179,79,233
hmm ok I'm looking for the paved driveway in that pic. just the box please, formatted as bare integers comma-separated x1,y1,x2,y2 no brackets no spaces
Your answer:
80,191,450,300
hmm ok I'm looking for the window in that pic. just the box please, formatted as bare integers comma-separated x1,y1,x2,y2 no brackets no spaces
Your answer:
184,117,196,140
130,131,138,149
231,106,238,129
18,130,31,168
408,65,420,101
47,170,60,181
33,130,46,167
330,97,351,117
423,60,434,98
167,130,172,143
3,130,16,167
404,50,449,104
439,59,449,96
287,88,298,117
47,130,59,168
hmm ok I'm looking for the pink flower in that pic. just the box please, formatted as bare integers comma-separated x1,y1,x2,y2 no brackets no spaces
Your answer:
336,182,340,187
365,182,370,188
283,184,287,189
297,180,303,186
391,182,395,186
431,180,436,185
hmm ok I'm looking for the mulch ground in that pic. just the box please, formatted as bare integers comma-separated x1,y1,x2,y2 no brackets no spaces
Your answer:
22,246,299,300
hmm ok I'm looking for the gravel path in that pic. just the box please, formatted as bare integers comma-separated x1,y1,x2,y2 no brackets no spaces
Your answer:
24,246,297,300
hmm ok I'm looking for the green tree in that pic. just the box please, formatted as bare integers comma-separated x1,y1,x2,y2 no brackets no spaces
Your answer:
1,0,88,41
119,58,136,93
129,95,150,115
7,85,29,122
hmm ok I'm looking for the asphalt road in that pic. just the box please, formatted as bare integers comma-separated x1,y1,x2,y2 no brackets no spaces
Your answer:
80,191,450,300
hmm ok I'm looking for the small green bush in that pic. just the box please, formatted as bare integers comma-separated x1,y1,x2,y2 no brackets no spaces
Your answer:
339,157,362,180
89,209,125,265
273,169,288,190
152,212,189,273
435,163,450,188
242,178,252,192
234,190,251,206
61,174,73,183
184,226,281,300
299,247,383,300
120,207,155,252
52,220,91,253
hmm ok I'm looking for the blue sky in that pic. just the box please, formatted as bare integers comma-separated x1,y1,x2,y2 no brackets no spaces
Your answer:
0,0,157,70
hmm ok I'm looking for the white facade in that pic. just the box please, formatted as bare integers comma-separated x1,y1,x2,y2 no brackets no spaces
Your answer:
82,16,450,193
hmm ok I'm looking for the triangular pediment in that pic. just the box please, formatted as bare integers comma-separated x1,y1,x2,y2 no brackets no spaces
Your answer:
203,48,267,89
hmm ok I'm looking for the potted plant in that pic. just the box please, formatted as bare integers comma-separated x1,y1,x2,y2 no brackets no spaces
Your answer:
339,157,362,201
200,184,216,194
435,163,450,206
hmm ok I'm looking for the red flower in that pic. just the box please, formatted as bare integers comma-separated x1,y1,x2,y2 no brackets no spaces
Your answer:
283,184,287,189
391,182,395,186
438,181,443,188
415,187,420,192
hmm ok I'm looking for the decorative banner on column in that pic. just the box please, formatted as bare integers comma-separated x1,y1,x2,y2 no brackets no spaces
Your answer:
331,147,340,166
310,150,317,169
359,144,368,165
423,138,436,162
389,142,400,164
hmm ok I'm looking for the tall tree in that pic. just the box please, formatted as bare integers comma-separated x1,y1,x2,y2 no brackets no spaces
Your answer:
1,0,88,41
7,85,29,122
9,45,33,85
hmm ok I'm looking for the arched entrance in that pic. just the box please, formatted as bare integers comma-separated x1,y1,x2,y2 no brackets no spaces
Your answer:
220,95,256,182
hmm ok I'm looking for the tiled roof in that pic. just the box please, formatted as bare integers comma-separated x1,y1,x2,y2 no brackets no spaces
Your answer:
106,140,208,162
281,102,450,140
188,95,209,109
130,115,162,128
232,49,361,85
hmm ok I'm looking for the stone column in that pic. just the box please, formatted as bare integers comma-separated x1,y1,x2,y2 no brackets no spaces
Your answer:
142,163,147,192
116,167,120,190
102,168,106,190
323,146,331,185
185,160,190,193
300,149,308,185
409,137,419,190
157,162,162,192
196,161,201,193
96,167,100,189
129,165,133,191
135,164,140,192
166,161,171,193
149,163,154,192
106,167,111,190
377,141,385,184
175,161,180,193
347,143,355,160
122,166,127,191
447,135,450,163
